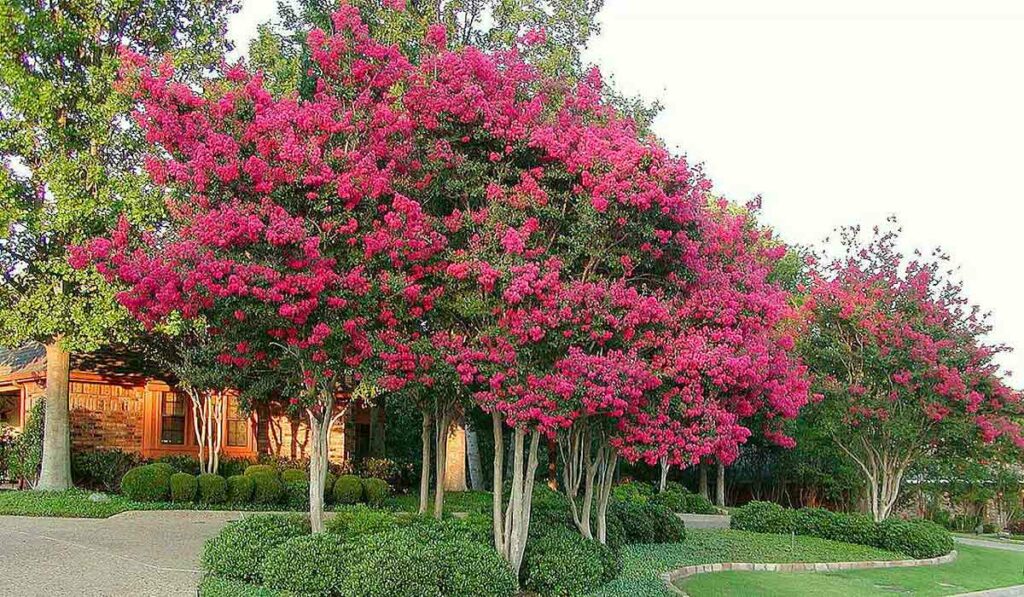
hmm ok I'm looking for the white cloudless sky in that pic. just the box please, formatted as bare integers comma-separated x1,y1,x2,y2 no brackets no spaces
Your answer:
227,0,1024,387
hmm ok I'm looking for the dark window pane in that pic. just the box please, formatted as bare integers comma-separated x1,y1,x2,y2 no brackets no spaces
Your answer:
226,397,247,447
161,394,186,444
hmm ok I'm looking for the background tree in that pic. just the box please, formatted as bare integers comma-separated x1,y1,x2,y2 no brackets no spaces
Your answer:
799,220,1024,521
0,0,237,490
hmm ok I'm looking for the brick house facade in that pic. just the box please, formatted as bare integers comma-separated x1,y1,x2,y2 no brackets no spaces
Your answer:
0,344,370,464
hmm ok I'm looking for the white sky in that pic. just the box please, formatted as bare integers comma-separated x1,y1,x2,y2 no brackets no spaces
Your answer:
228,0,1024,387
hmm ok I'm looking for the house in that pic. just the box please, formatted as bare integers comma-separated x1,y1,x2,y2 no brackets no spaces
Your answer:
0,344,375,464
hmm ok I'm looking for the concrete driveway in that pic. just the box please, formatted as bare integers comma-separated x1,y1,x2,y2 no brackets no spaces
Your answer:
0,510,249,596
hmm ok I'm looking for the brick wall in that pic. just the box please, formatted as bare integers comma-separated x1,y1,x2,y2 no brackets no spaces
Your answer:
69,381,146,453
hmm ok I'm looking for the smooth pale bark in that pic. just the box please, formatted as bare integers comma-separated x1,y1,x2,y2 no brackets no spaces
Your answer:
433,411,452,518
307,393,345,534
38,340,71,490
659,456,669,493
419,411,432,515
698,462,709,499
492,413,541,577
716,462,726,507
594,447,618,545
465,418,484,491
188,390,225,476
559,424,619,544
833,435,911,522
443,418,468,492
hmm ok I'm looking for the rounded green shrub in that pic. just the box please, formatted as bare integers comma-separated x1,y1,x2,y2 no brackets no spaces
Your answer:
793,507,836,537
324,471,337,499
610,500,684,544
121,463,176,502
342,527,516,597
730,500,795,534
251,472,285,505
877,518,953,559
829,511,880,546
281,468,308,483
260,533,352,595
361,477,390,507
650,489,687,512
611,481,653,504
333,474,363,504
198,474,228,504
683,493,718,514
227,474,254,505
200,514,309,582
244,464,277,477
170,472,198,503
326,505,405,539
284,480,310,510
522,527,610,596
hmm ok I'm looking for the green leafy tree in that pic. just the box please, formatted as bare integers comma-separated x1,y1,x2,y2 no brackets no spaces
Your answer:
0,0,237,489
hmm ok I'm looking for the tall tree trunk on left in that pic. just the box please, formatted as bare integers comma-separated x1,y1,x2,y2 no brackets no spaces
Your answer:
716,462,726,507
466,418,484,491
308,392,345,534
38,340,71,491
698,462,709,500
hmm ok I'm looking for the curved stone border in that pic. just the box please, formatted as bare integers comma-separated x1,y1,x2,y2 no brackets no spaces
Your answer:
662,550,958,595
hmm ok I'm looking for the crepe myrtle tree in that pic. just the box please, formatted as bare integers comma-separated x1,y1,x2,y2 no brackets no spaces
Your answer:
799,220,1024,522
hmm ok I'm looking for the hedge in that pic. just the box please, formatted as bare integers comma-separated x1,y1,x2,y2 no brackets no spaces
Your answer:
610,500,686,544
333,475,363,505
522,526,614,596
326,505,407,539
361,477,390,507
199,474,228,504
251,472,285,505
244,465,277,477
877,518,954,559
284,480,309,510
227,475,255,505
121,463,176,502
730,500,795,534
170,472,198,503
260,534,352,595
280,469,308,483
201,514,310,582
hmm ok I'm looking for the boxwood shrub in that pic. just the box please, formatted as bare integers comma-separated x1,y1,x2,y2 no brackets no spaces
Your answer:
333,474,363,505
522,526,614,596
730,500,795,534
280,469,308,483
227,474,254,505
201,514,309,582
259,533,352,595
170,472,198,503
361,477,390,507
121,463,176,502
342,527,516,597
198,474,228,504
829,511,879,546
610,500,685,544
250,472,285,505
877,518,954,559
244,464,277,477
284,480,310,510
325,505,406,539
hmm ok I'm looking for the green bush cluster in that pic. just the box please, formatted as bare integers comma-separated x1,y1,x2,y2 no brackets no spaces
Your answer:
72,448,142,492
227,475,255,504
333,475,363,504
251,472,285,505
260,533,352,595
6,400,44,486
280,468,308,483
522,526,618,596
199,474,228,504
610,500,686,544
731,501,954,558
201,514,310,582
284,480,310,510
170,472,198,503
611,481,718,515
121,463,176,501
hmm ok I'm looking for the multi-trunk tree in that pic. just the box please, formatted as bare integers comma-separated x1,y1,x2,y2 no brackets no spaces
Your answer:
799,222,1024,521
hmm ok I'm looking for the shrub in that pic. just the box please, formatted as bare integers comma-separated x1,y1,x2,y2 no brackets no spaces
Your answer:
610,500,684,544
683,493,718,514
326,505,405,539
522,526,610,596
877,518,954,559
121,463,176,502
333,474,363,504
227,474,254,505
284,480,309,510
793,507,836,537
251,472,285,505
260,533,352,595
156,454,201,475
730,501,794,534
200,514,309,582
650,489,687,512
218,458,253,479
7,400,43,486
244,464,277,477
828,511,878,546
72,448,141,492
281,469,308,483
323,471,337,502
198,474,228,504
198,576,280,596
361,477,390,507
170,472,198,503
342,527,516,597
611,481,654,504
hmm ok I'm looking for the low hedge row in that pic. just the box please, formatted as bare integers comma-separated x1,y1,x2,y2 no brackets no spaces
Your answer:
121,464,390,509
731,501,954,559
610,481,719,514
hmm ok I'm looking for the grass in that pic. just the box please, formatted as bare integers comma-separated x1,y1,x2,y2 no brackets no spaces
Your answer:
679,543,1024,596
591,529,902,597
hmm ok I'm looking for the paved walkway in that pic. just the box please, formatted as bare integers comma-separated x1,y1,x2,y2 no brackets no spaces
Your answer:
0,511,248,596
955,535,1024,552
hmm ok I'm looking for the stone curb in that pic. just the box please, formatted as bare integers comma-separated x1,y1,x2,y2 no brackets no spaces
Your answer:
661,549,958,596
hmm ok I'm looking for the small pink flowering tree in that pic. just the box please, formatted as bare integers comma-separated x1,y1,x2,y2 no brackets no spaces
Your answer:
800,222,1023,521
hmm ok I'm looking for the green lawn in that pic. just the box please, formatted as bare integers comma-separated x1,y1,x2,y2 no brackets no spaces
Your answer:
0,489,329,518
592,530,902,597
386,490,494,514
678,544,1024,596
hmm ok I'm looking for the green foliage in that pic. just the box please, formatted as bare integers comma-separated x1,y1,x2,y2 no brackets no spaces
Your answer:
201,515,310,582
341,526,517,597
121,463,175,502
523,526,615,596
219,458,253,479
250,472,285,505
361,477,390,507
260,534,352,596
730,501,795,534
170,472,198,503
244,465,277,477
198,474,228,504
610,500,686,544
156,455,201,475
611,481,654,504
227,475,255,505
333,474,363,504
280,469,307,483
284,480,309,510
72,448,142,492
0,488,151,518
876,518,954,559
6,400,44,486
198,576,283,597
323,471,337,502
325,505,407,539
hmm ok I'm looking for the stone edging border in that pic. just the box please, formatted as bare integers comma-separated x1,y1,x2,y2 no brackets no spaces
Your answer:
661,549,958,595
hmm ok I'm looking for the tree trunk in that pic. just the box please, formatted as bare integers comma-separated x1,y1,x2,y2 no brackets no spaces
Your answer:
38,340,72,491
419,411,432,515
307,393,341,534
659,456,669,493
698,462,709,500
492,413,541,578
546,436,558,489
433,410,452,518
466,418,484,491
443,418,468,492
716,461,726,507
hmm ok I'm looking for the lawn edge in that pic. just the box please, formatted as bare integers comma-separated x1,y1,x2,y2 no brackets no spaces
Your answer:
661,549,959,596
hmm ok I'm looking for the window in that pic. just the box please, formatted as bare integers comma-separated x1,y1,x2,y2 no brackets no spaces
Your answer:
226,397,248,447
160,393,186,444
0,392,20,428
354,422,371,458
